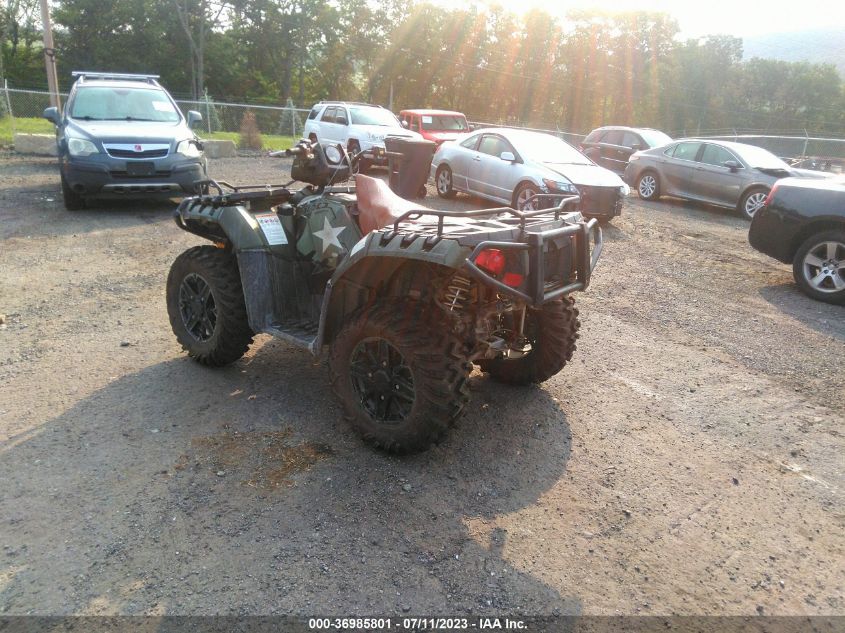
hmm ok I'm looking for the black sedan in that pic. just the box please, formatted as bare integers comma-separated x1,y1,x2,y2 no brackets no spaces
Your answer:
749,176,845,304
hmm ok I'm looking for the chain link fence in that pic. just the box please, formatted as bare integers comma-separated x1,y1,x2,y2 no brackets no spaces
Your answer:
0,84,311,148
3,84,845,166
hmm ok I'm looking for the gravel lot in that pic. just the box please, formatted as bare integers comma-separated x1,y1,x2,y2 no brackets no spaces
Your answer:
0,152,842,617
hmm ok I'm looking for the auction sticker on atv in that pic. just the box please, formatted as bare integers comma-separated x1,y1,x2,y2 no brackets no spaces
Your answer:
255,213,288,245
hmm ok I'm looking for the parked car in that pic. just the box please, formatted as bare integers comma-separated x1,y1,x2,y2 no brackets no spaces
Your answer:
431,127,628,220
625,139,831,219
580,125,672,176
42,71,206,211
302,101,422,171
749,176,845,304
398,109,470,147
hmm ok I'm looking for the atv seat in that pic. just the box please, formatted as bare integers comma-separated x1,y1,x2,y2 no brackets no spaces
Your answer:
355,174,432,234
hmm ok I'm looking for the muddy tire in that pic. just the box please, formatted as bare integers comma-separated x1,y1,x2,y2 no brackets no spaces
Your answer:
166,245,253,366
329,302,470,454
483,297,580,385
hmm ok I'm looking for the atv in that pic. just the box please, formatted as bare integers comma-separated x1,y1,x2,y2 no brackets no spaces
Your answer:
166,140,602,453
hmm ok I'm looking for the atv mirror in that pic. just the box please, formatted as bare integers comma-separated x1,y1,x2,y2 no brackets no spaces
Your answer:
186,110,203,128
43,107,60,125
500,151,516,162
325,144,343,165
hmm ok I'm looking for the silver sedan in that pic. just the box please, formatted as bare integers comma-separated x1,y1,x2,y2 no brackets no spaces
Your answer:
624,139,829,219
430,128,628,220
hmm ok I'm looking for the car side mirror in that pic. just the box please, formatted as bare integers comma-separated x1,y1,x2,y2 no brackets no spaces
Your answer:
186,110,203,128
500,151,516,162
723,160,740,172
631,143,643,152
401,120,409,129
43,106,60,125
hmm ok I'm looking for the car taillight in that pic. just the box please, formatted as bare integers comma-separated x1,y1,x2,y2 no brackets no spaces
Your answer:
763,183,779,207
476,248,506,276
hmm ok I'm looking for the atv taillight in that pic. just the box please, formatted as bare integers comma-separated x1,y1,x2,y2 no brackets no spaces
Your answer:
476,248,506,276
503,272,523,287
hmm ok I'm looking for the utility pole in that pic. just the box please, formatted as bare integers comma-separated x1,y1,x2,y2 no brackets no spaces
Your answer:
39,0,61,109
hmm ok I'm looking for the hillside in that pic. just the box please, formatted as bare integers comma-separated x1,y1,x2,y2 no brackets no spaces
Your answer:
742,29,845,78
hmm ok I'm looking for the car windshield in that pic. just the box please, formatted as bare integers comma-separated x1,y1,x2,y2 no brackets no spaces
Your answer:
70,86,180,122
350,107,401,127
639,129,672,147
507,130,592,165
733,144,791,169
421,115,468,131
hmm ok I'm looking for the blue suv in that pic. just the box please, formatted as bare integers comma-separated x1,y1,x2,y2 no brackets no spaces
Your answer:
43,71,207,210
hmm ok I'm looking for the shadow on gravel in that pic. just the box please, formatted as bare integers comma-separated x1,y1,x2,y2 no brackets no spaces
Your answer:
632,196,747,226
759,284,845,342
0,339,580,616
0,193,182,240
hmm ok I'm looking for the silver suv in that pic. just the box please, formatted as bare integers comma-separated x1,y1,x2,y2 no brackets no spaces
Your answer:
302,101,422,170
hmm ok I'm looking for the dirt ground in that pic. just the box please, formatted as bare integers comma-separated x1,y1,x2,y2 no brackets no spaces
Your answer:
0,152,842,618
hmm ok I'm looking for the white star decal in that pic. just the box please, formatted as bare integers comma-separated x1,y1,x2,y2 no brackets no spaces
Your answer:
313,217,346,255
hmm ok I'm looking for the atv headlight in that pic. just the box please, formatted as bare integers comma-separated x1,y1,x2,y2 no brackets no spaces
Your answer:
67,137,99,157
542,178,578,194
176,139,202,158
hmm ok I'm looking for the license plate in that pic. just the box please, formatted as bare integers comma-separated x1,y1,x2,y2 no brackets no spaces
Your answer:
126,161,155,176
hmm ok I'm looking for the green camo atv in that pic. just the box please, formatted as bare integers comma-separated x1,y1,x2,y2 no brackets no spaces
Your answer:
167,140,602,453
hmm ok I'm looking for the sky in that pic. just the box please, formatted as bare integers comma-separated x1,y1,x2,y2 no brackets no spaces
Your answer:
443,0,845,38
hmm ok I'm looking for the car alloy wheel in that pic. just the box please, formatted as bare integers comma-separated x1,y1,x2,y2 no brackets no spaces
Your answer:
436,167,452,195
638,174,656,198
743,191,768,219
515,183,540,210
801,240,845,294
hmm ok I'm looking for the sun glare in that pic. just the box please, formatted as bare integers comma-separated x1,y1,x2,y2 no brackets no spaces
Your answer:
436,0,845,38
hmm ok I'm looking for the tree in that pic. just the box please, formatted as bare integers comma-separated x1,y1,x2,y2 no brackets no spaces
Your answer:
0,0,42,86
171,0,231,99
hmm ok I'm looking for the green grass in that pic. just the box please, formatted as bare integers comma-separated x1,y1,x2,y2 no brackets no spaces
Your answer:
0,117,298,151
200,131,298,151
0,116,55,146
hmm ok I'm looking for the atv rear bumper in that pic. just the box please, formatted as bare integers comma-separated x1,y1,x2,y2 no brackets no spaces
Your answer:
463,218,602,306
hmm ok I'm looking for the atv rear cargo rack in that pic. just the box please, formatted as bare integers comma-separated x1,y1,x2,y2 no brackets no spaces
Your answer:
390,193,581,235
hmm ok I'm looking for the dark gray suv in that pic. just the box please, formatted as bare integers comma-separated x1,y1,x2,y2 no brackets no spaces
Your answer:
43,71,207,210
580,126,672,176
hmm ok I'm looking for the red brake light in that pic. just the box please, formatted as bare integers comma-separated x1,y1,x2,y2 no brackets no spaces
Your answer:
503,272,523,287
763,183,779,207
476,248,506,276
